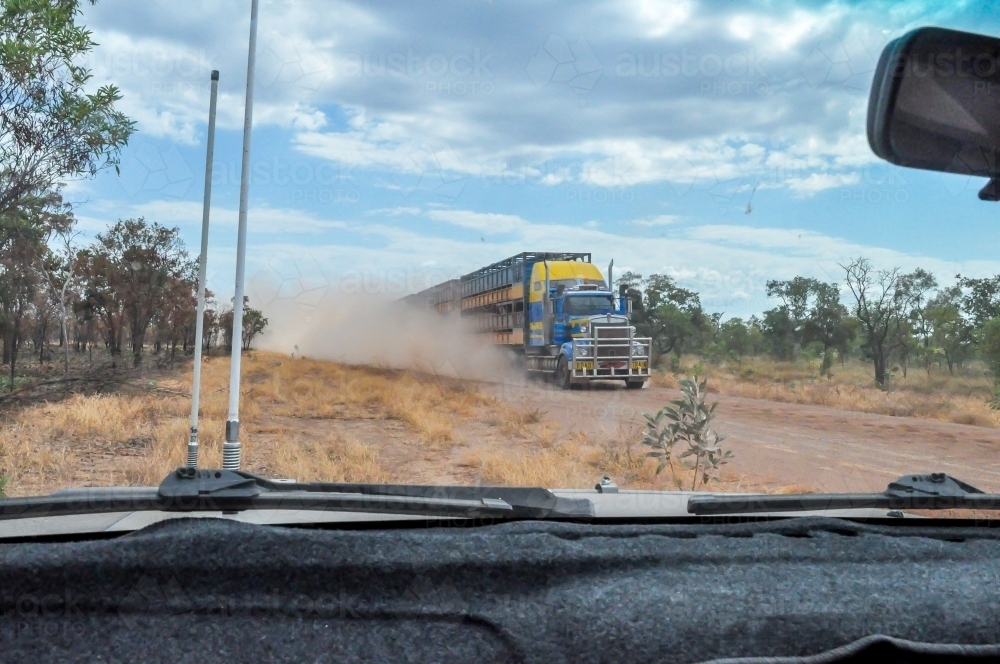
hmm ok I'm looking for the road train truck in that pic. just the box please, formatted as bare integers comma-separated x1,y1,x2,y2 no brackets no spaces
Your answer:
404,252,651,389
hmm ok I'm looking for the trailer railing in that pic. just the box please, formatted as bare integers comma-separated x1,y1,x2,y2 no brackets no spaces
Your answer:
459,251,591,298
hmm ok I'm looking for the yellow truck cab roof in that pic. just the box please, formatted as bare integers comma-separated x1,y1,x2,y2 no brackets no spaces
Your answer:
528,261,608,302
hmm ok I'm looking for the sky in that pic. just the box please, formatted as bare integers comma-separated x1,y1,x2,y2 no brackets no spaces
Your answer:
67,0,1000,319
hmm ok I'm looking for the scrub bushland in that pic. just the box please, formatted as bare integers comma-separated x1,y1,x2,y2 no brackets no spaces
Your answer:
653,355,1000,428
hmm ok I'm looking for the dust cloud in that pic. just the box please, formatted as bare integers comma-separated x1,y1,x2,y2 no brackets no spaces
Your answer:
255,293,524,384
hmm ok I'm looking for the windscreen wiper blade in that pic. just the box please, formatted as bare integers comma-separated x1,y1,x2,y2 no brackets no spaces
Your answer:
0,468,595,521
687,472,1000,515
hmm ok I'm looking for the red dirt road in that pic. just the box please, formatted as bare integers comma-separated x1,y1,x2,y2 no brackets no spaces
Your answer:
494,380,1000,493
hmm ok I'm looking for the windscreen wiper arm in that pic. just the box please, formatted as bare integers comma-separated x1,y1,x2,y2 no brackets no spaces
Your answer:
0,468,595,521
687,472,1000,515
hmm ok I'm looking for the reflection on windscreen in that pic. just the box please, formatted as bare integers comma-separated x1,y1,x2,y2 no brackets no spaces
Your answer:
565,296,615,315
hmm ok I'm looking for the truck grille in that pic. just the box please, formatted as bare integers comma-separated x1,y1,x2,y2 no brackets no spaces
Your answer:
592,325,628,338
593,325,630,359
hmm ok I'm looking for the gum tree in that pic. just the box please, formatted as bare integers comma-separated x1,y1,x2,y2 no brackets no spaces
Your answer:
86,218,192,367
0,0,134,216
841,257,911,387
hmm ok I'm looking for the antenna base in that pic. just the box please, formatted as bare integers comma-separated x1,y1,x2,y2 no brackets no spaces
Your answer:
223,421,242,470
222,442,242,470
186,428,199,468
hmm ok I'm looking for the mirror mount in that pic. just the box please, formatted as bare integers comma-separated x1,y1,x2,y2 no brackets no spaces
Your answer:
980,178,1000,201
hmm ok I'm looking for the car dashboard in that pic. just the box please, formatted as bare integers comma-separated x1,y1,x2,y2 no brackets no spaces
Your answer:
2,515,1000,663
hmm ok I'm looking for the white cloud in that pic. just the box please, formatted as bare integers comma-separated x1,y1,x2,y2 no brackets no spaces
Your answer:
82,0,905,178
71,0,993,312
726,8,837,50
366,206,422,217
635,0,693,37
79,199,346,235
540,168,572,186
631,214,679,227
293,124,471,176
786,172,860,194
425,209,528,234
225,217,1000,318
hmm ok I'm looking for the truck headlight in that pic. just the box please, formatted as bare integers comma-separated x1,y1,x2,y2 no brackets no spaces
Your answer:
579,324,589,334
576,346,592,357
631,342,645,356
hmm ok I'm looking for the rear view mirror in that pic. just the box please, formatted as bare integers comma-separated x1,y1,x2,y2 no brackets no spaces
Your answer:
867,27,1000,200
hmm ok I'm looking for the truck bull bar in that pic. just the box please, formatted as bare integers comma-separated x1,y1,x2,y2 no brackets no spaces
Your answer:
571,327,651,379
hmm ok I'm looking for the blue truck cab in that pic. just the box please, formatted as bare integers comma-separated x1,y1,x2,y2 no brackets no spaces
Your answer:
526,261,649,389
528,261,622,345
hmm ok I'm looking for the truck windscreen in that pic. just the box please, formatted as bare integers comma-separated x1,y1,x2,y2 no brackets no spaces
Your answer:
565,295,615,315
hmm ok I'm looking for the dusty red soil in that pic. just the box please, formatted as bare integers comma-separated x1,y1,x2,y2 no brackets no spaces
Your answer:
496,380,1000,494
247,376,1000,494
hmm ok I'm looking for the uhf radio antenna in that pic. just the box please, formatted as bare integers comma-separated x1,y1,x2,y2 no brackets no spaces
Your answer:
187,69,220,468
224,0,260,470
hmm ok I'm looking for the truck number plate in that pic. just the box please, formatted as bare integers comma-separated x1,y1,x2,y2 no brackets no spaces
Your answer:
631,361,647,370
576,360,594,370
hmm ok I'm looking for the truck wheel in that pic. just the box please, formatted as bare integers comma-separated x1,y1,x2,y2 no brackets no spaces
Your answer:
625,380,645,390
555,357,572,390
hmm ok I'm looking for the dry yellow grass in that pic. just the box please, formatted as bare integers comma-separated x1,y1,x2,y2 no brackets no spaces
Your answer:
653,356,1000,428
0,351,502,496
0,388,227,492
249,355,490,445
468,448,584,488
0,351,794,497
457,416,731,491
261,432,391,484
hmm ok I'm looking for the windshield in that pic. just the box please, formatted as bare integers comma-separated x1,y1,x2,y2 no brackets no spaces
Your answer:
565,295,616,316
0,1,998,511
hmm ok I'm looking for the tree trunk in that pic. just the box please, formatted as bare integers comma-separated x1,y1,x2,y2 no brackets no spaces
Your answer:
8,338,15,390
8,317,19,391
132,337,143,367
63,316,69,377
873,344,888,386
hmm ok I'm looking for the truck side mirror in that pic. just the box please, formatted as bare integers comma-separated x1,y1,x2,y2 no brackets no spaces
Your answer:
627,298,633,314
